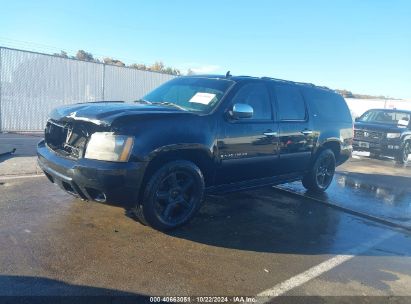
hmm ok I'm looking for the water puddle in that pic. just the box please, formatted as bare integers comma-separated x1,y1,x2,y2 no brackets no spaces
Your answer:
278,172,411,228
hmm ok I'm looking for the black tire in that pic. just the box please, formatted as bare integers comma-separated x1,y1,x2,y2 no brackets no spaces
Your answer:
369,152,381,159
134,160,205,231
302,149,336,193
395,141,410,165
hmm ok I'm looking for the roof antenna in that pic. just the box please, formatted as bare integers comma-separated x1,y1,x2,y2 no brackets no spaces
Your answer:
225,71,232,78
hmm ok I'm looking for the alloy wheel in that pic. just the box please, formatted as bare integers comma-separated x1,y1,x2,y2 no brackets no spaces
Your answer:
316,154,335,189
403,142,410,163
153,170,197,225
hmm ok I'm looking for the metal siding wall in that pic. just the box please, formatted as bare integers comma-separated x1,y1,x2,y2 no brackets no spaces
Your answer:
0,48,2,131
103,65,175,102
0,48,175,131
0,48,104,131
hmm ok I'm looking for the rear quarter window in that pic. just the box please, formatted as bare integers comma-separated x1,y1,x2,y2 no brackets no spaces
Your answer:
302,87,352,123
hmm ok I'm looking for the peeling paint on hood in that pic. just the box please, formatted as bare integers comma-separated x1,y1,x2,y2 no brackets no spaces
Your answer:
66,111,105,125
49,101,185,126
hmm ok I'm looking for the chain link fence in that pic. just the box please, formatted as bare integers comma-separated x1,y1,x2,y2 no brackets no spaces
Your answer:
0,47,175,131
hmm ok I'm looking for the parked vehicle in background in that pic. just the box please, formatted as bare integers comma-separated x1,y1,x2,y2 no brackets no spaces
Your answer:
37,75,353,230
353,109,411,164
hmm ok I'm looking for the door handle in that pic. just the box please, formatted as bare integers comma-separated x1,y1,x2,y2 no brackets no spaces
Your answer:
301,130,313,135
263,131,278,136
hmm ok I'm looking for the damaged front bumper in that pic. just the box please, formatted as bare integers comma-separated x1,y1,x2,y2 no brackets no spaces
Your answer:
37,140,145,207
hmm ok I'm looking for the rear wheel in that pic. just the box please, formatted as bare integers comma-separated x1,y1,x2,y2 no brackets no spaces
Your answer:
302,149,336,193
134,160,205,231
369,152,381,159
395,141,410,165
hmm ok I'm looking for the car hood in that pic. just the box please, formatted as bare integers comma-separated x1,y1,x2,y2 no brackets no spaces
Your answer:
49,101,187,126
354,121,407,133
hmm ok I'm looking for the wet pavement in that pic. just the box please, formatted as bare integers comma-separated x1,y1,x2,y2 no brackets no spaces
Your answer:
0,132,41,156
0,136,411,301
277,154,411,229
0,133,42,176
1,174,411,299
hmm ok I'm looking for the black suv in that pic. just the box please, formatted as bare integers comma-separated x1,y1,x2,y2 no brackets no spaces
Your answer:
37,75,353,230
353,108,411,164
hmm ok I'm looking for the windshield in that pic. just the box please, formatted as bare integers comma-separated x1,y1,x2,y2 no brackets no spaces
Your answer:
359,110,410,125
141,77,234,113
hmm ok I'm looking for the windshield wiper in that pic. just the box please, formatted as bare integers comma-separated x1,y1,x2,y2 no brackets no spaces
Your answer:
134,99,152,104
152,101,187,111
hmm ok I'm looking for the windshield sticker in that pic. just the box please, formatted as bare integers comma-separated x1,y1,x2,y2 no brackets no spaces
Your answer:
189,92,216,105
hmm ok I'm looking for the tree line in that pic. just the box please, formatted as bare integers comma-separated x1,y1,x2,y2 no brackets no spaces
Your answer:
334,89,394,100
51,50,395,98
53,50,181,75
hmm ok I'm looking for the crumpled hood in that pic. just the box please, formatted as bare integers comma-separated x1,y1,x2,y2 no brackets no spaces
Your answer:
49,101,184,126
354,121,407,133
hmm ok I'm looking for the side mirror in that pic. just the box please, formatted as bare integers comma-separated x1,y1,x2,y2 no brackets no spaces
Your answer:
398,119,409,127
354,117,360,122
229,103,253,119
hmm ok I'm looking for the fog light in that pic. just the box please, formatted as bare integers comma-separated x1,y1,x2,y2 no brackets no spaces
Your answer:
86,188,107,202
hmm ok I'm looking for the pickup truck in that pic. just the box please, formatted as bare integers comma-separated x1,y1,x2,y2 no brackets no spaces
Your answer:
353,109,411,164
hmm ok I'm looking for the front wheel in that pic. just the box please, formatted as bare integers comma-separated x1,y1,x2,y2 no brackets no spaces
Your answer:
395,142,410,165
302,149,336,193
134,160,205,231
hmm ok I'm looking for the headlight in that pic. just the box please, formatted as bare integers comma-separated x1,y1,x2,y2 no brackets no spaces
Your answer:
85,132,134,162
386,133,401,139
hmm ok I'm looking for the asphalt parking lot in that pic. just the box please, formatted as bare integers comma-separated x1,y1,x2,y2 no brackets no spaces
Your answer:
1,133,411,302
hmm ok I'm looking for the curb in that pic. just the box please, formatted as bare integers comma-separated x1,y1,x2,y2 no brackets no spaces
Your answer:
0,131,43,137
0,173,44,181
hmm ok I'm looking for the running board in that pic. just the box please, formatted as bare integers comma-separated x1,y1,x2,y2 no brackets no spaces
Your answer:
205,172,303,195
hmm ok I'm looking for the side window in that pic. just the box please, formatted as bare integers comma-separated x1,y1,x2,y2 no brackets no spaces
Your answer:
231,83,272,120
301,87,352,123
274,85,306,120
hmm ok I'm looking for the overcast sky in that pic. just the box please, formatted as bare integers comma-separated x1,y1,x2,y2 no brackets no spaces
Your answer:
0,0,410,99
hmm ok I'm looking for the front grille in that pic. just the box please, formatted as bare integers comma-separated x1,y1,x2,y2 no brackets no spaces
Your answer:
45,120,89,158
354,129,384,142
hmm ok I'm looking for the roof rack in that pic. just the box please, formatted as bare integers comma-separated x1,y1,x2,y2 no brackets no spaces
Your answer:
260,76,297,84
260,76,331,90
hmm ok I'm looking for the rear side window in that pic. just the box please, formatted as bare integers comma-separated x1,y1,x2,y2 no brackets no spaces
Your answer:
302,87,352,123
272,85,306,120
